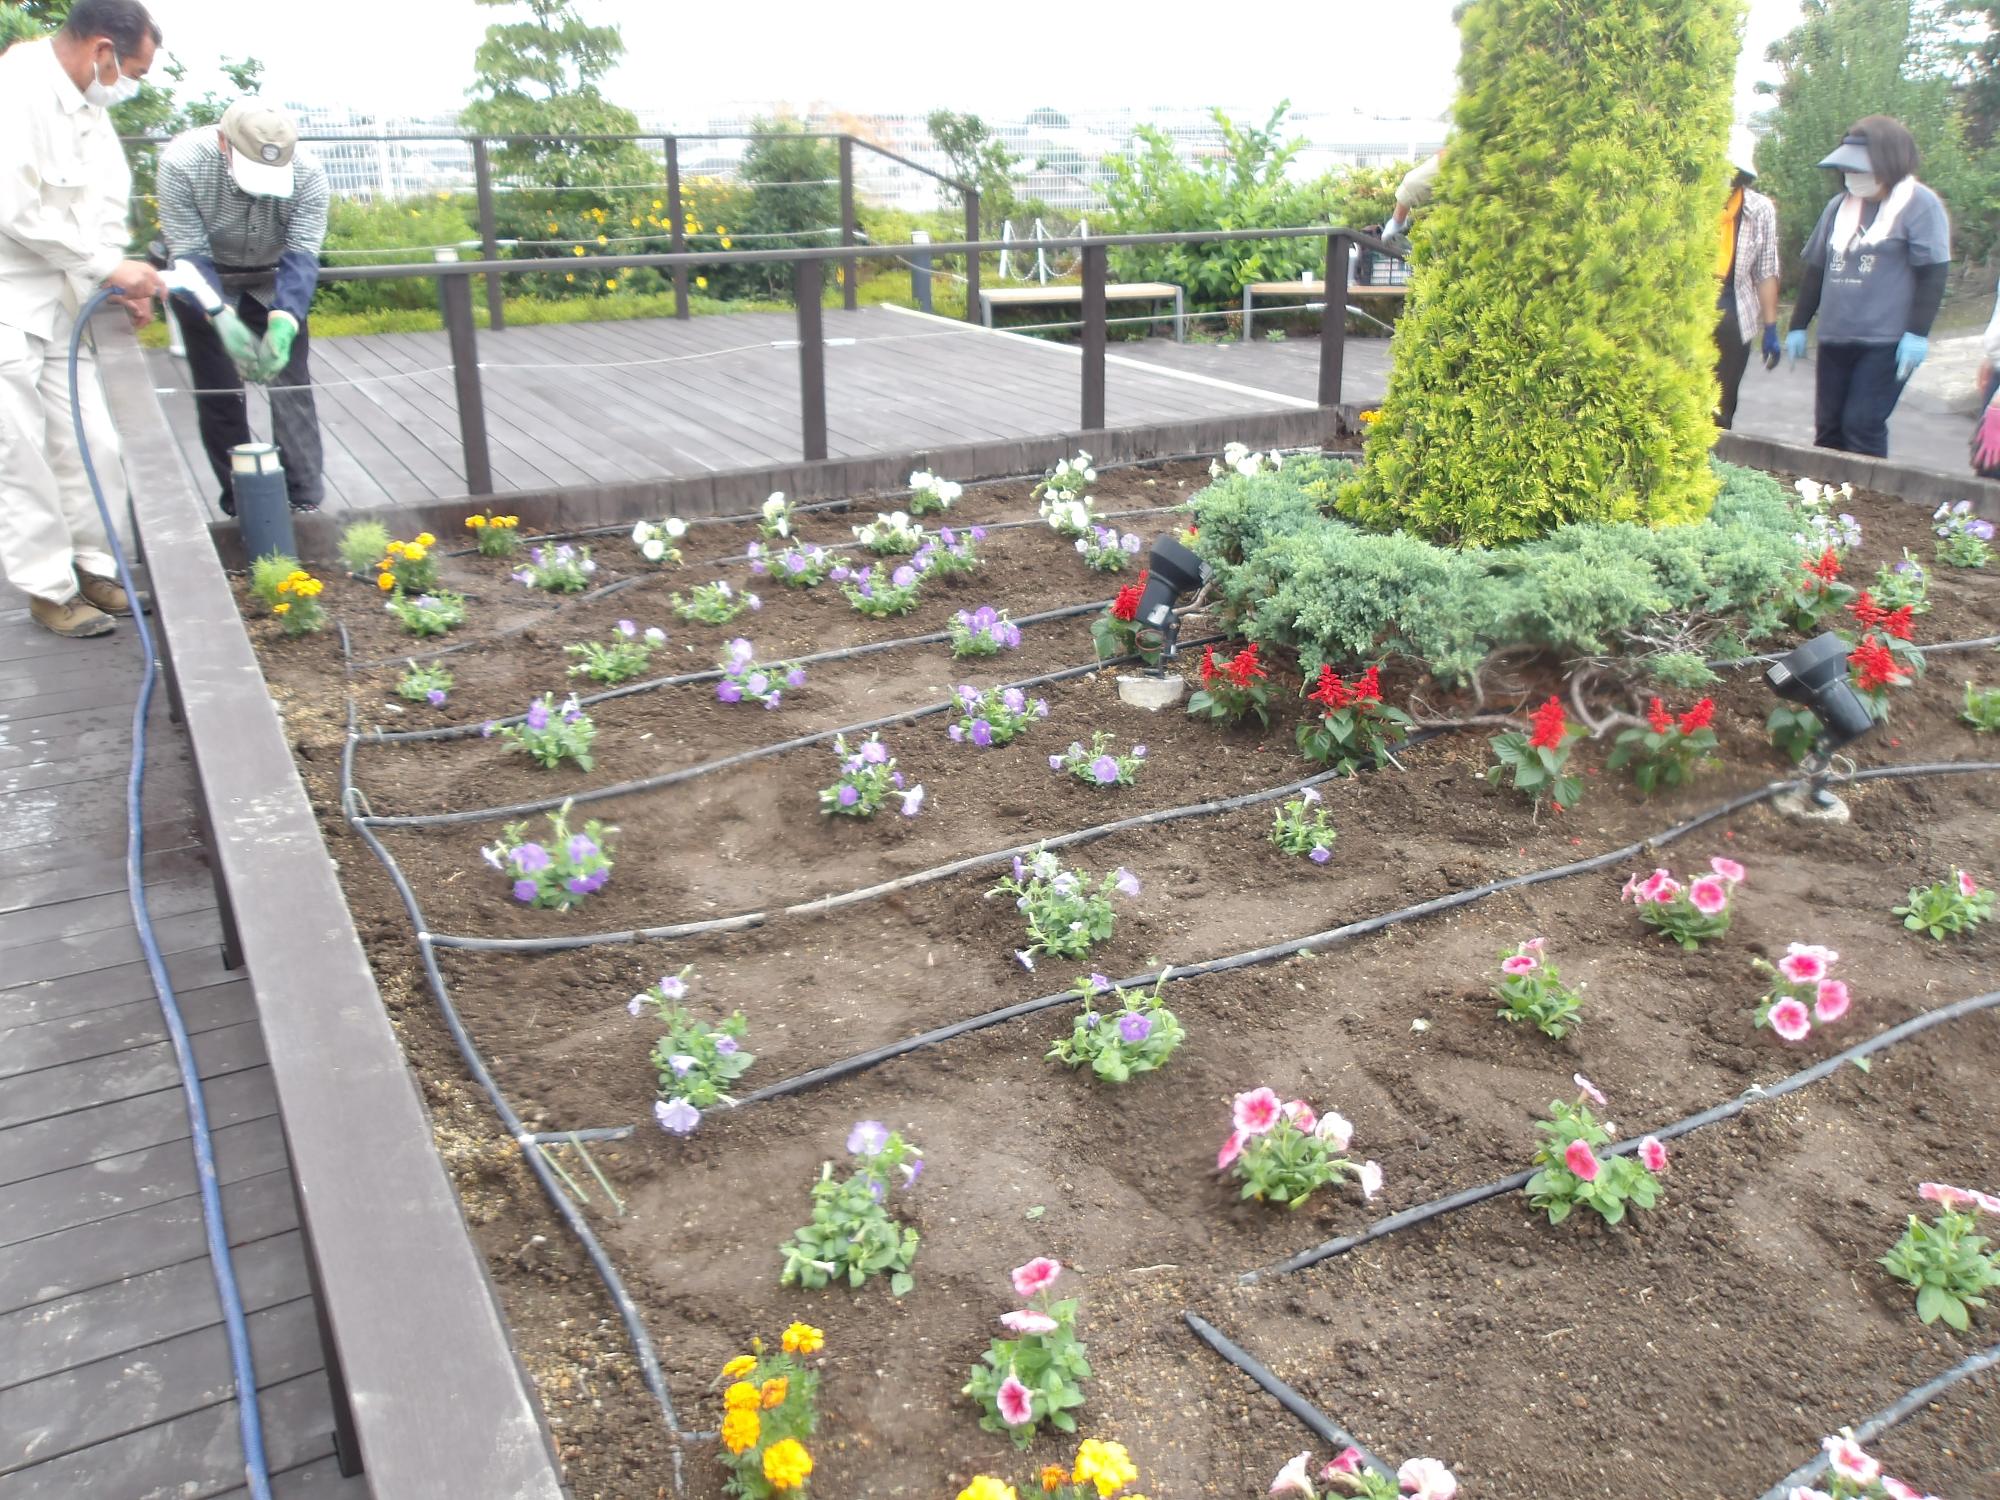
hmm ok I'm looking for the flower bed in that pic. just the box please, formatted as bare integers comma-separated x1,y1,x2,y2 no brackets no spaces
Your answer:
250,456,2000,1498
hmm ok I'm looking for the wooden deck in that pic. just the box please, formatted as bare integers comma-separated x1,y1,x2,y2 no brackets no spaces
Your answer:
147,305,1313,518
0,582,365,1499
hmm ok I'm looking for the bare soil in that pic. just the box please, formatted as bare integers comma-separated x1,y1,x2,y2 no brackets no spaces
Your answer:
251,458,2000,1499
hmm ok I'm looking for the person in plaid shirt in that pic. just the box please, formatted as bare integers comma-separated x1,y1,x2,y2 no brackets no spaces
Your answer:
1713,129,1781,431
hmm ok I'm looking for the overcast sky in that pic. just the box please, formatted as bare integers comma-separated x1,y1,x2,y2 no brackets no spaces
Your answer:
143,0,1809,124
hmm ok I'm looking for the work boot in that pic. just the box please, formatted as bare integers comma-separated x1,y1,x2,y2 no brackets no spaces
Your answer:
29,594,115,639
75,569,138,616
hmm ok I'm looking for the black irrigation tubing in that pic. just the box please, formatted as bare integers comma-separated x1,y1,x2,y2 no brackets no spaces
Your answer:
1256,980,2000,1281
1757,1341,2000,1500
730,759,2000,1110
353,638,1226,830
364,500,1192,671
427,731,1454,953
365,596,1117,744
1181,1312,1393,1480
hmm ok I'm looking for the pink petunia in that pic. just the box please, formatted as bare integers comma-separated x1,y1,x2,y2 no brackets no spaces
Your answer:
1282,1099,1318,1134
1687,876,1729,916
1217,1130,1246,1172
1358,1160,1384,1200
1233,1086,1282,1136
1960,869,1981,898
1650,876,1683,904
1564,1139,1599,1182
1639,1135,1669,1174
1620,873,1642,903
995,1372,1034,1426
1397,1456,1459,1500
1822,1435,1880,1485
1501,954,1539,975
1522,936,1547,955
1768,997,1812,1042
999,1308,1058,1335
1777,948,1828,984
1270,1452,1315,1498
1316,1110,1355,1152
1711,856,1746,884
1009,1257,1061,1299
1573,1073,1607,1107
1972,1190,2000,1215
1919,1182,1978,1210
1321,1448,1365,1479
1880,1478,1923,1500
1813,979,1850,1023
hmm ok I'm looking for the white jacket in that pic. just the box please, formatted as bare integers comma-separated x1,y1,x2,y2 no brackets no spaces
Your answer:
0,38,133,339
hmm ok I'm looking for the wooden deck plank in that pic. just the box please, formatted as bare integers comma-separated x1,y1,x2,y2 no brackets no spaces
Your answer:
0,979,255,1081
1,906,225,992
216,1454,371,1497
1,948,240,1029
0,775,199,854
0,843,207,916
0,874,215,950
0,1294,323,1477
303,341,458,505
0,1168,297,1317
0,741,192,798
0,1062,276,1195
0,1018,270,1132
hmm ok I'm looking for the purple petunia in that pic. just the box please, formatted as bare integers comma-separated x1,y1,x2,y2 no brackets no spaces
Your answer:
1132,744,1147,758
627,994,648,1016
525,699,551,731
513,842,551,872
655,1098,700,1135
949,724,965,742
746,672,769,697
1014,948,1036,971
714,1035,738,1055
565,875,591,896
970,719,993,748
616,619,637,637
1090,754,1121,785
848,1120,889,1156
861,739,888,765
1049,754,1065,770
787,666,807,687
567,834,597,863
1001,687,1026,713
900,784,925,816
1119,1012,1153,1044
426,688,447,707
717,680,743,703
512,878,538,902
1113,867,1140,897
667,1053,698,1076
891,565,917,589
1310,846,1332,864
838,784,860,807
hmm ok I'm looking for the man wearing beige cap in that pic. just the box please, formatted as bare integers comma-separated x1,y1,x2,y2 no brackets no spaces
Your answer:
157,99,329,514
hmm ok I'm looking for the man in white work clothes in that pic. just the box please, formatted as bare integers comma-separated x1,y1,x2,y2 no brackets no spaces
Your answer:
0,0,165,638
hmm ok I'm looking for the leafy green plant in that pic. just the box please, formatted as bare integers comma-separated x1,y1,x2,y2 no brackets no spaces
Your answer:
1894,871,1994,940
396,661,454,706
1047,972,1184,1082
711,1330,821,1497
492,693,595,770
1526,1079,1666,1227
1296,665,1410,775
1622,858,1744,951
1217,1090,1378,1211
384,589,467,638
988,850,1138,965
1337,0,1738,543
481,801,613,911
337,521,391,578
1186,642,1272,728
1964,682,2000,733
1606,696,1719,796
1488,698,1584,815
963,1258,1089,1446
1767,701,1823,764
248,551,302,607
779,1123,922,1296
1492,938,1583,1039
672,578,755,624
1270,790,1337,864
1879,1184,2000,1331
630,970,753,1134
377,533,441,594
513,543,595,594
1871,551,1930,613
565,621,666,683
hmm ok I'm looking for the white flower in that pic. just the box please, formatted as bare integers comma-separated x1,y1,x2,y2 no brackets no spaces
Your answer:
665,517,687,539
762,492,787,517
1315,1110,1353,1151
1269,1451,1315,1498
644,627,667,643
909,469,934,489
1083,467,1096,481
1358,1159,1384,1199
640,538,665,562
630,520,650,544
1397,1458,1457,1500
1223,441,1250,465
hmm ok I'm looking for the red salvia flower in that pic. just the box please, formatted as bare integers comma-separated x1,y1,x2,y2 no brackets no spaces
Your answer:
1677,698,1715,734
1849,637,1907,693
1111,570,1146,623
1528,696,1569,750
1881,605,1915,642
1225,644,1265,688
1199,644,1219,685
1849,591,1886,630
1647,697,1672,734
1803,547,1841,584
1351,666,1382,703
1309,665,1350,712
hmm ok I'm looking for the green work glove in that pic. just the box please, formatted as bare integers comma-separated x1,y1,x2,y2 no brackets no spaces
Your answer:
251,311,299,383
212,306,259,374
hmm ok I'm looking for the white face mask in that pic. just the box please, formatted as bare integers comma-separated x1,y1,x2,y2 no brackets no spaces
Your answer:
83,49,141,108
1843,171,1881,200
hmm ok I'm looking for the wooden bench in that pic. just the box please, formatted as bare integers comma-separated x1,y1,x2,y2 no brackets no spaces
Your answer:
980,281,1187,343
1241,280,1409,340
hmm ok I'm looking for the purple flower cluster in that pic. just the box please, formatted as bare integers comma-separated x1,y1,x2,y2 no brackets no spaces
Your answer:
841,561,925,618
481,804,613,909
488,693,595,769
949,604,1022,658
948,684,1048,747
760,542,834,588
1052,732,1146,787
820,732,924,818
716,639,802,709
512,542,597,593
913,524,986,578
1075,524,1143,572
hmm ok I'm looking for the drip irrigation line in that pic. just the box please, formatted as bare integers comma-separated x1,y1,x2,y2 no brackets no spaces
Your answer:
354,641,1225,829
1181,1312,1392,1479
731,759,2000,1110
426,737,1452,953
1257,981,2000,1282
364,597,1115,744
523,1126,636,1145
1757,1342,2000,1500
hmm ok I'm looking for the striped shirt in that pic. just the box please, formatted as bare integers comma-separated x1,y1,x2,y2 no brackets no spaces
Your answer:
156,126,328,278
1725,188,1780,344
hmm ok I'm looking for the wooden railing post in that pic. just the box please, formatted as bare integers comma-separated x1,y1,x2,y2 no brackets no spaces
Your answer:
665,135,689,320
795,259,828,461
1081,241,1107,431
470,139,505,332
438,256,494,495
1318,231,1350,410
963,188,982,324
838,136,858,312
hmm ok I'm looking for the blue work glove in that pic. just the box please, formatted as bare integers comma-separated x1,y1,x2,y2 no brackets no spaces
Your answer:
1761,323,1781,371
1895,331,1928,383
1784,329,1808,364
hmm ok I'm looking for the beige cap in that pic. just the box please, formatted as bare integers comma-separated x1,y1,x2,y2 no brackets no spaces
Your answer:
221,100,297,198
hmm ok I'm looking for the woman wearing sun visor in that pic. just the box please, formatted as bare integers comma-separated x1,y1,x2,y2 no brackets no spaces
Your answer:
1783,116,1950,459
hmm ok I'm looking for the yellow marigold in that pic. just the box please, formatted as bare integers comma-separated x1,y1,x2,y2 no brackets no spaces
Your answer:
275,577,294,594
605,279,618,292
501,516,519,527
1073,1439,1139,1497
652,198,663,210
404,544,428,562
596,234,608,246
546,222,559,234
695,276,708,290
1358,408,1381,425
759,1376,788,1409
466,515,486,528
761,1437,812,1491
1041,1464,1068,1491
720,1355,757,1380
779,1322,824,1355
572,246,585,257
377,573,395,591
719,1407,760,1455
630,216,641,227
716,224,728,235
723,1381,761,1411
415,533,436,547
565,273,576,282
957,1479,1018,1500
720,236,732,249
272,601,291,615
385,540,406,555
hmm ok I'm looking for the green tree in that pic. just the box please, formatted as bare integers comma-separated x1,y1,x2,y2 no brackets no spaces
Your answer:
927,109,1018,230
461,0,647,187
1340,0,1741,546
723,120,840,299
1755,0,1983,278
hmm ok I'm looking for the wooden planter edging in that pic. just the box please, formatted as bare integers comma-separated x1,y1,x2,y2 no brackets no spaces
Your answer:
95,318,565,1500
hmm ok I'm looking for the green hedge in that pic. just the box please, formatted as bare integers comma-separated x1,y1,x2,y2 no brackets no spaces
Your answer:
1190,457,1800,682
1339,0,1740,544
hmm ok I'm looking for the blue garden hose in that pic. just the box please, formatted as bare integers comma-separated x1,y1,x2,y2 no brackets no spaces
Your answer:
70,287,274,1500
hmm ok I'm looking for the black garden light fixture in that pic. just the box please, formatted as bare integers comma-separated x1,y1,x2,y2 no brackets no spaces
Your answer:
1133,534,1207,666
1765,632,1877,819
